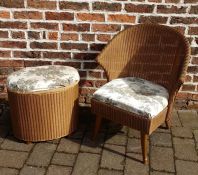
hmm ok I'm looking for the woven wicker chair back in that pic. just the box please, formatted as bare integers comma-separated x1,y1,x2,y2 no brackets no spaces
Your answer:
97,24,190,93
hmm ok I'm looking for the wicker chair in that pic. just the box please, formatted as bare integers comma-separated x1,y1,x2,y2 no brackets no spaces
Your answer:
91,24,190,164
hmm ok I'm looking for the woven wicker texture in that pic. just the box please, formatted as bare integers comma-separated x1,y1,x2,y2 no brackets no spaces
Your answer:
8,83,79,142
91,24,190,164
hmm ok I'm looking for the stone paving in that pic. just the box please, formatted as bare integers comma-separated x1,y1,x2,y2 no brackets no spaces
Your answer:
0,105,198,175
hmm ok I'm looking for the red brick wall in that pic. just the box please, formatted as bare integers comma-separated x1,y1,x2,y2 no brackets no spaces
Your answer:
0,0,197,107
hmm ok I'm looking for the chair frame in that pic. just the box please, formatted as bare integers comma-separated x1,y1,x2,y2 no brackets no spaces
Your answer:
91,24,190,164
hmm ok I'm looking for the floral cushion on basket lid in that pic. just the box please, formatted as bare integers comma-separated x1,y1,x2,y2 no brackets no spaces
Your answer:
93,77,169,119
7,65,80,92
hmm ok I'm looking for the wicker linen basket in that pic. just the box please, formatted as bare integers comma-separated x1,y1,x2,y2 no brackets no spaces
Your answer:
7,65,79,142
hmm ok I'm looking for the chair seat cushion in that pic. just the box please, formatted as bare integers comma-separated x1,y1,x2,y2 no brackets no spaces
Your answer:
93,77,169,118
7,65,80,92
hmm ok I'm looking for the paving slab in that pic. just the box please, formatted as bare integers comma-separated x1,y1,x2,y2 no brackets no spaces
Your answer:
178,110,198,128
105,134,127,146
57,138,80,154
20,166,45,175
0,150,28,169
173,137,198,161
124,153,149,175
0,167,19,175
150,171,174,175
98,169,123,175
193,129,198,149
51,152,76,166
27,143,56,167
150,132,172,147
101,144,125,170
150,146,175,173
128,128,140,138
72,152,100,175
171,110,182,127
47,165,72,175
80,133,104,154
127,138,142,154
1,136,34,152
176,160,198,175
171,127,193,138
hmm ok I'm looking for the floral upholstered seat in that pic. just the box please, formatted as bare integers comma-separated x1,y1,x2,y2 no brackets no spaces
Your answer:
7,65,80,92
93,77,169,119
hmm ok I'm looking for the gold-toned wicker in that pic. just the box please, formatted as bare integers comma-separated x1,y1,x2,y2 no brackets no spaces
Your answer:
8,83,79,142
91,24,190,164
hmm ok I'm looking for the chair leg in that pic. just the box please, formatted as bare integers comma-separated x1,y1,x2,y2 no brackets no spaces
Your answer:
92,115,102,141
141,132,148,164
165,120,171,129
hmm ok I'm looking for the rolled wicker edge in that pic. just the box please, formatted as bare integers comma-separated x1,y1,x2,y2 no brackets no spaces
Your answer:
8,82,79,142
91,99,167,135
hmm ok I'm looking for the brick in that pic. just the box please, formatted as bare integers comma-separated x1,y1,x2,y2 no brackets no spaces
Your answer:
24,60,51,67
14,51,41,58
188,27,198,35
11,31,25,39
47,165,72,175
72,153,100,175
95,79,108,88
1,136,33,151
184,0,198,3
101,144,125,170
73,53,97,60
191,47,198,55
125,153,149,175
90,43,105,51
83,62,102,69
88,71,102,78
48,32,58,40
61,33,78,41
93,2,121,12
185,75,192,82
108,14,136,23
0,21,27,29
166,0,180,2
51,152,76,166
0,0,24,8
0,168,19,175
79,79,94,87
92,24,121,32
0,41,26,49
187,66,198,73
30,42,57,49
31,22,58,30
0,60,24,67
150,147,175,172
97,34,111,42
61,43,87,51
139,16,168,24
14,11,42,19
27,143,56,166
43,52,70,59
28,31,40,39
54,61,81,69
157,5,187,14
176,160,198,175
0,150,28,168
181,84,196,91
190,5,198,14
27,0,56,9
46,12,73,20
173,137,198,161
171,17,198,24
63,23,90,32
20,166,46,175
125,4,154,13
0,11,10,19
76,13,105,22
178,110,198,128
82,34,95,41
60,2,89,11
171,127,193,138
0,50,10,58
57,138,80,153
0,31,8,38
